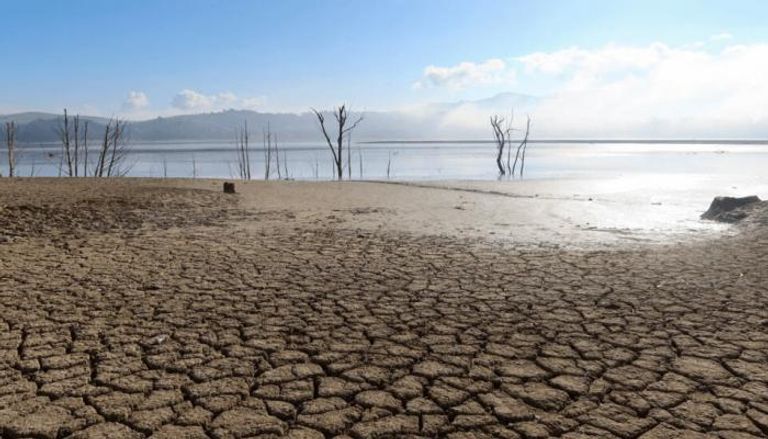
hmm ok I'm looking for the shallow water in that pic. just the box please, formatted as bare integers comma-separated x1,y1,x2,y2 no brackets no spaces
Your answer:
7,141,768,181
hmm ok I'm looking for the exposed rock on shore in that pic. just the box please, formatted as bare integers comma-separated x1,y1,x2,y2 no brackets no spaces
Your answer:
701,195,764,223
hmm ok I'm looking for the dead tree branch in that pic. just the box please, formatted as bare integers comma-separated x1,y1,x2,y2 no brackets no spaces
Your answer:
235,121,251,180
4,121,16,177
517,115,532,178
58,109,72,176
490,115,511,176
312,105,363,180
94,117,131,177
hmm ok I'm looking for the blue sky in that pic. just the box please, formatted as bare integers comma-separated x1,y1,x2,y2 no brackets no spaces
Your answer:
3,0,768,134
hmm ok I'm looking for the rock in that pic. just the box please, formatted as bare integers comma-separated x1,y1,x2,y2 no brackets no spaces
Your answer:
223,182,236,194
701,195,761,222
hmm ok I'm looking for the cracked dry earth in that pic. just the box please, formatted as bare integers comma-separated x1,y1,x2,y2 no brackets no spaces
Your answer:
1,180,768,439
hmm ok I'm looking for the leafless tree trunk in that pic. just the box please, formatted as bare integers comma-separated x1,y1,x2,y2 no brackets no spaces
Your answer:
311,105,363,180
386,151,392,180
82,121,89,177
358,144,363,179
107,118,130,176
58,109,73,176
71,115,89,176
517,116,532,178
490,115,511,176
94,117,131,177
59,110,94,177
274,132,282,180
4,121,16,177
96,120,110,177
235,121,251,180
73,115,80,176
511,115,531,177
263,125,272,180
346,134,352,180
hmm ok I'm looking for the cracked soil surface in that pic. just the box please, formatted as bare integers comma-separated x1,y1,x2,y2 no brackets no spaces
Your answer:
1,178,767,438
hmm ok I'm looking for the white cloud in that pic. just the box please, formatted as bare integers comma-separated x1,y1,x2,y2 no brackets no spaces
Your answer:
419,41,768,138
240,96,266,110
415,58,515,89
122,91,149,110
172,89,214,110
172,89,264,111
512,42,768,137
710,32,734,41
517,43,678,78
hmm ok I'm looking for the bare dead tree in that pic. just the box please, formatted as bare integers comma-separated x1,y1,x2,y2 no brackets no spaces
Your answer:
311,105,363,180
518,116,532,178
235,121,251,180
274,132,282,180
282,150,289,179
58,109,72,176
81,120,89,177
511,115,531,177
4,121,16,177
95,119,110,177
243,122,251,179
58,110,92,177
73,115,80,176
346,134,352,180
490,114,511,176
358,143,363,179
263,125,272,180
108,119,129,176
94,117,131,177
386,151,392,180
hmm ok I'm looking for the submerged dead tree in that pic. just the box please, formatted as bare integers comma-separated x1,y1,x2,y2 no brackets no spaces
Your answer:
58,110,72,176
490,115,511,176
490,112,532,178
263,125,272,179
235,121,251,180
57,110,90,177
511,116,531,178
311,105,363,180
4,121,16,177
262,124,284,180
94,118,130,177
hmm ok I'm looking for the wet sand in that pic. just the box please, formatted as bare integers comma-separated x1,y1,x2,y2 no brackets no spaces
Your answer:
0,178,767,438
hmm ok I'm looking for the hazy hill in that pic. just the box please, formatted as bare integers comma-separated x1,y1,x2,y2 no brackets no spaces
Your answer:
0,93,540,143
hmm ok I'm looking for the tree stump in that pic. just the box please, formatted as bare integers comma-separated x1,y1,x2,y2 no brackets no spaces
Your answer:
223,182,236,194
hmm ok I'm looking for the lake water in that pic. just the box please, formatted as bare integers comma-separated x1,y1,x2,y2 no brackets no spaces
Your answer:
6,141,768,181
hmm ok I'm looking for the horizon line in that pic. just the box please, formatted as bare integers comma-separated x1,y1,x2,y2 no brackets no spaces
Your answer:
362,139,768,145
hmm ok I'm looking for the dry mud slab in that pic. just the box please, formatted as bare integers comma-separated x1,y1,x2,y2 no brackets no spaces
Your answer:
0,179,767,439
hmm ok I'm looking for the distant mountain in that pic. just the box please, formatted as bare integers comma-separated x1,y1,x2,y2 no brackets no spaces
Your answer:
0,93,541,143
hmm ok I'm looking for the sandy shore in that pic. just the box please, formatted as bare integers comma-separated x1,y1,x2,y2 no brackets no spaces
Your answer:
0,178,767,438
